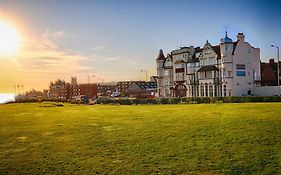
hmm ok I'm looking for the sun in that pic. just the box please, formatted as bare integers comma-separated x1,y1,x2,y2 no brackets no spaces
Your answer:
0,21,21,56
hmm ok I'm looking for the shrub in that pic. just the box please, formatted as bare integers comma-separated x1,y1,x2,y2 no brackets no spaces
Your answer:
118,99,133,105
89,96,281,105
181,98,190,103
194,97,211,104
145,99,158,104
158,98,170,104
97,98,115,104
169,98,182,104
131,99,142,105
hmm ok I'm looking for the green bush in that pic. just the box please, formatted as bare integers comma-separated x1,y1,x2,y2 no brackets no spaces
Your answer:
96,98,115,104
158,98,170,104
193,97,211,104
169,98,182,104
131,99,142,105
118,99,133,105
145,99,158,104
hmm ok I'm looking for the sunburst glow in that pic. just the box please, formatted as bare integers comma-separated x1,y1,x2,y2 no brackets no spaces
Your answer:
0,21,21,56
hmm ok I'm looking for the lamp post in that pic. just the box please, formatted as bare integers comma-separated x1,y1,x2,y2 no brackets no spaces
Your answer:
271,45,280,96
140,69,148,81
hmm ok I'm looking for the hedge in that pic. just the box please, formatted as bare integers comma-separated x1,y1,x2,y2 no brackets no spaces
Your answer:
96,96,281,105
11,96,281,105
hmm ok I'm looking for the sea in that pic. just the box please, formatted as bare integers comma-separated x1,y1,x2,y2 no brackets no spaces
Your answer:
0,93,15,104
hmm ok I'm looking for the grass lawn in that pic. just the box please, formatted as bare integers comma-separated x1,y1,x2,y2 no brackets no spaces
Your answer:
0,103,280,175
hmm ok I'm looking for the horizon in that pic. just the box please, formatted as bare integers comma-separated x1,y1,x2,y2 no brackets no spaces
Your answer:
1,0,281,93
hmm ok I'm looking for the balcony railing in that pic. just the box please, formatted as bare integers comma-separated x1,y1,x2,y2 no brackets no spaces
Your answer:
198,78,220,84
189,80,199,85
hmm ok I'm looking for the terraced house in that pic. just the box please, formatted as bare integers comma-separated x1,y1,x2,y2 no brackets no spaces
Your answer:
156,32,261,97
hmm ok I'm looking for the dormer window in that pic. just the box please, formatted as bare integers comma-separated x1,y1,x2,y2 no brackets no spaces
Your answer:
165,60,172,67
209,57,215,65
205,49,211,55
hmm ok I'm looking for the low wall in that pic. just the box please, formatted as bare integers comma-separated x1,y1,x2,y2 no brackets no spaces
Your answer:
253,86,281,96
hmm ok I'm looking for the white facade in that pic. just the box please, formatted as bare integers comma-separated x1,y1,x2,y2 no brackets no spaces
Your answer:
156,32,261,97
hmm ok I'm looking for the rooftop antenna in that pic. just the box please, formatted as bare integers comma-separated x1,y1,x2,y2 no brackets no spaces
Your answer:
225,26,229,36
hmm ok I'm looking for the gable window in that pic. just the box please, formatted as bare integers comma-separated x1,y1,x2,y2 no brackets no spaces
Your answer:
176,64,184,69
203,59,208,66
165,60,172,67
205,49,211,55
187,63,194,68
209,57,215,65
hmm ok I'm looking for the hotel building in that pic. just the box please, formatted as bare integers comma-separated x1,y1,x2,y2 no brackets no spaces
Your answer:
156,32,261,97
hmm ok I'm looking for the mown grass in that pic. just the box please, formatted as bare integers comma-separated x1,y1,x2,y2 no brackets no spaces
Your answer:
0,102,280,174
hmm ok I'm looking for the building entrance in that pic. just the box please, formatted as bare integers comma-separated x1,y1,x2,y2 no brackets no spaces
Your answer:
175,84,187,97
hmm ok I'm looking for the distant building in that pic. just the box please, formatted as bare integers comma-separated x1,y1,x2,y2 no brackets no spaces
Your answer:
261,59,281,86
115,81,135,96
79,83,98,99
49,79,71,100
70,77,79,99
21,89,44,100
156,32,261,97
97,84,116,97
127,81,157,98
116,81,147,97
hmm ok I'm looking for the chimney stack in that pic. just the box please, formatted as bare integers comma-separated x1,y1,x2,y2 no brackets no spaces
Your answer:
269,59,275,64
237,32,245,42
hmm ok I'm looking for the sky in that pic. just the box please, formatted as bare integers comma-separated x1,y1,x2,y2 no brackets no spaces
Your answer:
0,0,281,93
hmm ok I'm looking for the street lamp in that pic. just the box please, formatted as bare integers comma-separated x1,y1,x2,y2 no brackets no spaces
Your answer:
140,69,148,81
271,44,280,96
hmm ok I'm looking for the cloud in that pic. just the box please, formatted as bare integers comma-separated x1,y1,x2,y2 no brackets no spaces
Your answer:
0,30,100,92
16,30,92,75
90,55,120,62
91,46,105,51
0,29,154,92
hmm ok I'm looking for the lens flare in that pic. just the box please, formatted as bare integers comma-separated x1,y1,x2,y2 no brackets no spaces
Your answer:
0,21,21,56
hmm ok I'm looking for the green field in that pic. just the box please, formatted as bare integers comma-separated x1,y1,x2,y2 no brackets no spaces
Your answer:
0,103,280,175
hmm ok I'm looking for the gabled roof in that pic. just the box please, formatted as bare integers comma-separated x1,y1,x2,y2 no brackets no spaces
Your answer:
166,53,172,60
163,54,173,68
188,47,201,63
198,65,219,72
212,45,221,59
156,49,165,60
175,60,185,64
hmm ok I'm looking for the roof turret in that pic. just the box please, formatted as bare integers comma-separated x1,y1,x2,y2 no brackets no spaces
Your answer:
220,31,233,43
156,49,165,60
